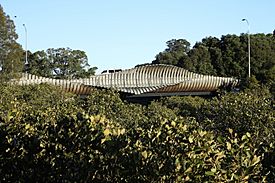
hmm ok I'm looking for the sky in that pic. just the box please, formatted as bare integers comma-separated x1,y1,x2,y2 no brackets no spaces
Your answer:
1,0,274,73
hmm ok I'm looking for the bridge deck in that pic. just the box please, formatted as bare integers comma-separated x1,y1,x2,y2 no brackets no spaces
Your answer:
13,64,239,96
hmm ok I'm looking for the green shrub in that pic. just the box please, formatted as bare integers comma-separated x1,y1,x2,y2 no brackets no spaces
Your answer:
199,90,274,143
0,84,274,182
158,96,207,117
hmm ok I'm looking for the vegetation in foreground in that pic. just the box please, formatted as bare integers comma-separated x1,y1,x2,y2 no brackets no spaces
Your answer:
0,84,274,182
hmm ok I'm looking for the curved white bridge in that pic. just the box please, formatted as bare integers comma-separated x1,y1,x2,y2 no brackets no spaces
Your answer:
14,64,239,96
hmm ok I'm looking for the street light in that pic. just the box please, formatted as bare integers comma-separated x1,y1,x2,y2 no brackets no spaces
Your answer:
23,24,28,65
242,18,251,78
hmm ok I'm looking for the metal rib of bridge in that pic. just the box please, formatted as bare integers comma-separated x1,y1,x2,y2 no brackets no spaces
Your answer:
14,64,239,95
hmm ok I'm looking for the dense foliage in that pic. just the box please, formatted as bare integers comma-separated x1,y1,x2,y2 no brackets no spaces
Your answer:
0,84,274,182
25,48,98,79
159,87,274,141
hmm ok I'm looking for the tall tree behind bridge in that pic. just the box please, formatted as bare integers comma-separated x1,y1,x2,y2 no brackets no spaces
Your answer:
0,5,23,80
26,48,97,79
152,39,191,66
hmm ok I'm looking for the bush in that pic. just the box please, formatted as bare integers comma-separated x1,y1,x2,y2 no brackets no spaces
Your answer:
199,90,274,143
158,96,207,117
0,84,274,182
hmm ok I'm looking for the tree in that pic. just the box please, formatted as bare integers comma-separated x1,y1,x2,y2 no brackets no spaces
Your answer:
249,33,275,84
187,43,216,75
152,39,191,65
0,5,23,80
48,48,89,79
26,48,97,79
219,34,246,78
201,37,224,76
26,50,52,77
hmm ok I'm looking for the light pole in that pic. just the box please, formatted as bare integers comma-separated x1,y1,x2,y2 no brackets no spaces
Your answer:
242,18,251,78
23,24,28,65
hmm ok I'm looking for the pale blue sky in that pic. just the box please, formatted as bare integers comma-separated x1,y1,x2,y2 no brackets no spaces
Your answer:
1,1,274,73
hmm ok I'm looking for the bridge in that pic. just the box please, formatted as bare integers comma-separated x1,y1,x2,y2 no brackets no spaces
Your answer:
13,64,239,97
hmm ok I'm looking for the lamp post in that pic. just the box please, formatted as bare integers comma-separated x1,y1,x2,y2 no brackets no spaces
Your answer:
242,18,251,78
23,24,28,65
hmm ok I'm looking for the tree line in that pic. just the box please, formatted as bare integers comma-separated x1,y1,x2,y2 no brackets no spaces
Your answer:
152,35,275,86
